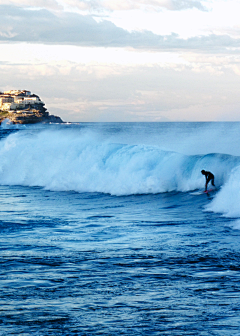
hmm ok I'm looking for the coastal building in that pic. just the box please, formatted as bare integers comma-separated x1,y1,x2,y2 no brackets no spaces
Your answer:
15,97,43,104
4,90,31,96
0,90,44,111
1,102,18,111
0,96,14,107
0,89,63,124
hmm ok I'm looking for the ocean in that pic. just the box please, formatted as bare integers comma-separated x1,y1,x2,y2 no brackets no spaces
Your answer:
0,122,240,335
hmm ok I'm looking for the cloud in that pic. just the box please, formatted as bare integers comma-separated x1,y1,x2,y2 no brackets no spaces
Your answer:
0,5,238,51
0,0,208,12
170,0,207,11
0,0,62,9
61,0,208,12
1,58,240,122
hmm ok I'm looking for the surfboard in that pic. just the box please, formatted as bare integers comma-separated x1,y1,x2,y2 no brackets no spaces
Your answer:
204,189,214,194
190,190,204,195
190,189,214,195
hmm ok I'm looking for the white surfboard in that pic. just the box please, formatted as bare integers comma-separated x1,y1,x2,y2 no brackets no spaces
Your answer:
190,189,214,195
190,190,204,195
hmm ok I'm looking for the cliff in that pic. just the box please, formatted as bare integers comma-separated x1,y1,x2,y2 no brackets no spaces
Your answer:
0,91,64,125
0,107,64,125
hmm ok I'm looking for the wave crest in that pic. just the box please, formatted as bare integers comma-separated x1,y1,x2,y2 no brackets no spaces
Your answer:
0,128,239,196
206,165,240,217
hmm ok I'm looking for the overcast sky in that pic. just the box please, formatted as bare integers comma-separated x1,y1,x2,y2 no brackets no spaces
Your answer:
1,0,240,121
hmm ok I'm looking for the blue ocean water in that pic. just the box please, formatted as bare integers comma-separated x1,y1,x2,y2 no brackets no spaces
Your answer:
1,122,240,335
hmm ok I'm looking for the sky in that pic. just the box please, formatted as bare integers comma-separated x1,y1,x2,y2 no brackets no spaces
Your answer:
1,0,240,122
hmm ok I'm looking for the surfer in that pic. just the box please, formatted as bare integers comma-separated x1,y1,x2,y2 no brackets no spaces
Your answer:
201,170,215,192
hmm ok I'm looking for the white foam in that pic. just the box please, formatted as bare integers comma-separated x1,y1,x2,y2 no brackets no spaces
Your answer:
206,165,240,217
0,119,13,129
230,220,240,230
0,127,239,196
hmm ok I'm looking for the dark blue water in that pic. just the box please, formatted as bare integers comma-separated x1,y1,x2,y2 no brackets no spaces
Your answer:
1,123,240,335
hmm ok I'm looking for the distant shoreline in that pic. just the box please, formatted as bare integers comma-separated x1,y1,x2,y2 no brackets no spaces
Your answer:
0,111,64,125
0,90,64,125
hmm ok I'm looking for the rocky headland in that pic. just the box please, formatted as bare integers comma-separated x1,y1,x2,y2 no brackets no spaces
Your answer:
0,90,64,125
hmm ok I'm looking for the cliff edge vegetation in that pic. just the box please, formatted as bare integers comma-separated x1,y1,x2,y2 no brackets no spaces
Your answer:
0,90,63,124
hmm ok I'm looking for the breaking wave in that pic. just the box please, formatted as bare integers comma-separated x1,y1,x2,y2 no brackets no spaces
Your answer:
206,165,240,218
0,127,239,200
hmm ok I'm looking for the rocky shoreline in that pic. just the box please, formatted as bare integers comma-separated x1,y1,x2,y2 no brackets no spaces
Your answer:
0,108,64,125
0,90,64,125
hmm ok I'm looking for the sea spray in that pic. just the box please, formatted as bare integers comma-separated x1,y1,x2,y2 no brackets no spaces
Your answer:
206,165,240,217
0,127,239,196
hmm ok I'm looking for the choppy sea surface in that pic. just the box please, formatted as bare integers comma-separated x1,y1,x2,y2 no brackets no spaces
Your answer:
1,122,240,336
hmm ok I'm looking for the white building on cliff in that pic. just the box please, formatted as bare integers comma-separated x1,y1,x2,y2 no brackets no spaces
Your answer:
0,90,44,111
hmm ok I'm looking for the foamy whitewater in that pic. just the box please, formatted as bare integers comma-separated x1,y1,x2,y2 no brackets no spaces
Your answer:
1,122,240,335
0,122,240,213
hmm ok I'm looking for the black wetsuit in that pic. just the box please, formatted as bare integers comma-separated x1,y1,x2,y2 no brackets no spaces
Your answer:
204,171,215,188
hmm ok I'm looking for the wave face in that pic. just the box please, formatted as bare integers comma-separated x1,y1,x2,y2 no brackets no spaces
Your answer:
0,123,239,198
1,122,240,218
206,165,240,218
